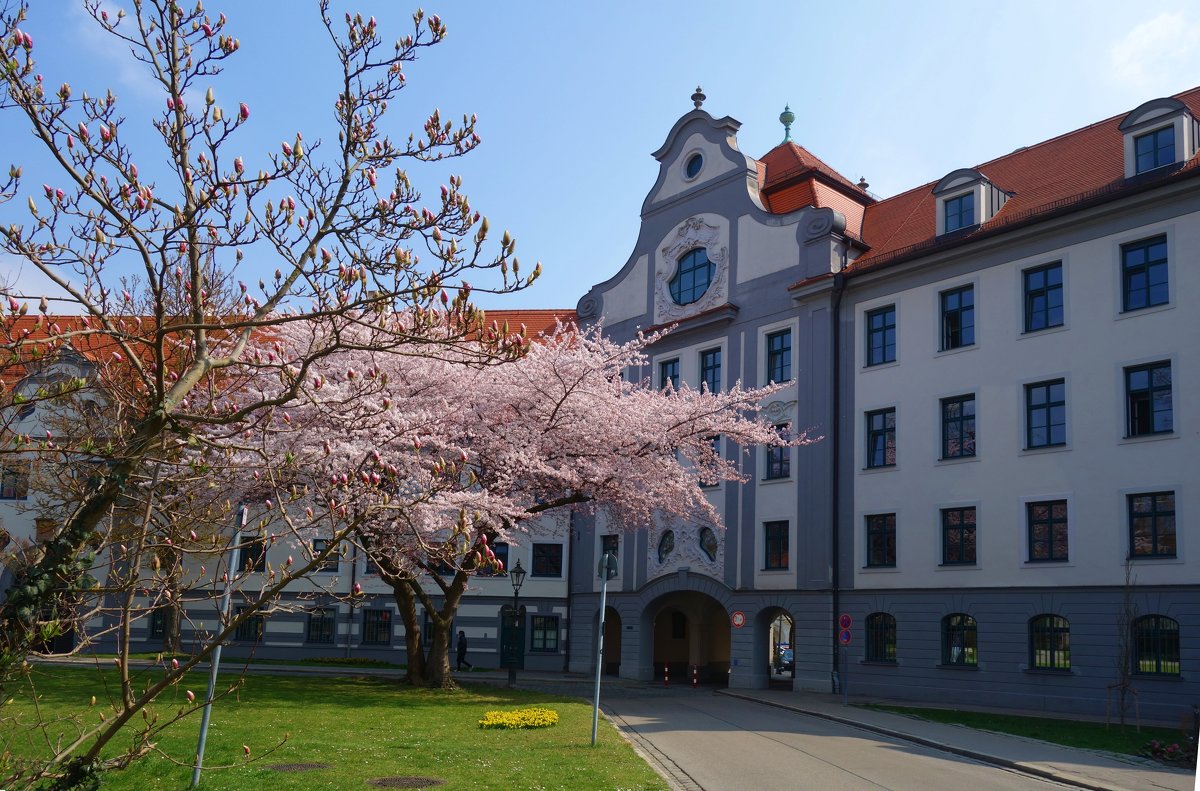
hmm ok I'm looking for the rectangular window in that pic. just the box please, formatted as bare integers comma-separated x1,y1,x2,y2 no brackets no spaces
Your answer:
311,538,339,573
0,461,30,500
1027,500,1068,562
1023,262,1063,332
940,286,975,350
531,543,563,577
531,615,560,652
1121,236,1168,311
763,521,789,570
865,306,896,366
361,608,392,645
940,395,976,459
1025,379,1066,449
234,606,264,642
942,614,978,666
307,608,335,644
363,552,380,576
941,506,977,565
700,348,721,393
1129,491,1175,558
601,534,619,560
659,358,680,392
1135,126,1175,173
149,607,169,639
1125,361,1172,436
865,513,896,568
765,329,792,383
944,192,975,232
423,610,436,647
865,613,897,663
764,425,790,480
238,533,266,573
865,408,896,468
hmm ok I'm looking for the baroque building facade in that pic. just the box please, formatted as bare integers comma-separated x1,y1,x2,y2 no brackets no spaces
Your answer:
568,88,1199,721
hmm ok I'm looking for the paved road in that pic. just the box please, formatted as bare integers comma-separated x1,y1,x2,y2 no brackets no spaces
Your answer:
604,689,1081,791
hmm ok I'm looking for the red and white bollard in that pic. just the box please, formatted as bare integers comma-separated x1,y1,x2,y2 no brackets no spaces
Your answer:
692,665,698,689
664,663,669,688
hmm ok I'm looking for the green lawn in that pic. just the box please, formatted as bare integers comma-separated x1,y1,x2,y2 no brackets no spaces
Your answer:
866,705,1187,758
3,666,667,790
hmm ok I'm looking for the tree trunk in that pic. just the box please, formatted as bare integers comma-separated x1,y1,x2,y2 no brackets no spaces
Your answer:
389,580,427,685
384,570,469,688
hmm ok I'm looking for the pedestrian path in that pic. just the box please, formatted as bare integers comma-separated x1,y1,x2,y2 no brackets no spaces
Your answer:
718,687,1196,791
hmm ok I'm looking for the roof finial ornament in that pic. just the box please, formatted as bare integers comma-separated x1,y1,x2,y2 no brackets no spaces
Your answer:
779,104,795,143
857,177,869,191
691,86,705,110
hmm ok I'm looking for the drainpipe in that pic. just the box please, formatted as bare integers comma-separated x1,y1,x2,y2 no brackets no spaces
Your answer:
830,251,847,694
563,509,575,673
345,550,358,659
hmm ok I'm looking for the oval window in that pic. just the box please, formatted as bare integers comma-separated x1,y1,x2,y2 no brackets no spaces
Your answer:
685,153,703,179
669,248,714,305
657,530,675,563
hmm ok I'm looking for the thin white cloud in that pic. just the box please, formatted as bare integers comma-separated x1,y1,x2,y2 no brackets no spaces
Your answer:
1108,11,1200,93
1,254,85,314
68,2,163,101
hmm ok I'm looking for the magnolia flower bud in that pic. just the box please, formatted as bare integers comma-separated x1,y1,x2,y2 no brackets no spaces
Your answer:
352,582,362,595
186,690,196,703
239,103,250,121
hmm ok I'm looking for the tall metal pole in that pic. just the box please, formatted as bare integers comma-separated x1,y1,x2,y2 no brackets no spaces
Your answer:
190,506,246,789
592,552,616,747
507,584,519,688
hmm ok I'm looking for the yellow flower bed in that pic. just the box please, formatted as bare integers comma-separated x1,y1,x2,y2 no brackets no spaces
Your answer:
478,707,560,730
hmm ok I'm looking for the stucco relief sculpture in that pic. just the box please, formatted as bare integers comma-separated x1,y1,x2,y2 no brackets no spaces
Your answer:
649,524,722,577
654,217,729,322
762,399,798,424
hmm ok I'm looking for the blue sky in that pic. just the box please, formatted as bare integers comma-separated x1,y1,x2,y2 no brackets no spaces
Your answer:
6,0,1200,311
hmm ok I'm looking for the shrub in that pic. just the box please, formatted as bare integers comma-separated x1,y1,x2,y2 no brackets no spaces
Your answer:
479,707,560,730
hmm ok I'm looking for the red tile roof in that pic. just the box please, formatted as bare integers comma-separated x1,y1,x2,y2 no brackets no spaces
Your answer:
766,86,1200,285
843,86,1200,274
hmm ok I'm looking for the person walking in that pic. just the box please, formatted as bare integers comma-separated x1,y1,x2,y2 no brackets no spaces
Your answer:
456,630,473,671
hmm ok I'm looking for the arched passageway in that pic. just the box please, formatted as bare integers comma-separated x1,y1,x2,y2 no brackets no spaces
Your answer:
641,590,730,686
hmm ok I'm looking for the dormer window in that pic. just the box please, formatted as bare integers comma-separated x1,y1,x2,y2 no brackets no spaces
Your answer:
1135,126,1175,173
944,192,975,233
1120,97,1197,179
932,168,1008,237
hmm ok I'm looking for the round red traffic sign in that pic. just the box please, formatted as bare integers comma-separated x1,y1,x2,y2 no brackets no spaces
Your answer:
839,613,852,630
839,629,852,645
731,611,746,628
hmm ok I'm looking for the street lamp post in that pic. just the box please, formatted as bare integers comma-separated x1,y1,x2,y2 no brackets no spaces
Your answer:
507,559,526,688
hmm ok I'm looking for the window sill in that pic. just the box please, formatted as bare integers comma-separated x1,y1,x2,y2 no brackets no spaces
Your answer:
1116,301,1173,321
935,455,978,467
861,464,898,474
1022,559,1071,567
1019,444,1069,457
1018,323,1067,339
1126,554,1180,565
935,343,977,359
759,568,790,574
861,565,898,572
936,663,979,671
860,660,898,667
863,359,900,372
1023,667,1074,676
1131,672,1185,682
1119,432,1178,446
936,562,979,570
759,476,792,485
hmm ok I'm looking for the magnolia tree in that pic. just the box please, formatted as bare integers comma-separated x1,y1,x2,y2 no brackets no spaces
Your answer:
231,320,812,687
0,0,534,677
0,1,538,787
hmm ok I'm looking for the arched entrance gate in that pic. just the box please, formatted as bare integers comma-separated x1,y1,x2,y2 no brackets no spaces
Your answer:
640,590,730,686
